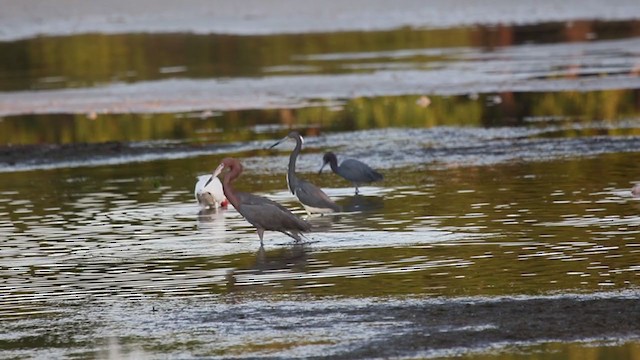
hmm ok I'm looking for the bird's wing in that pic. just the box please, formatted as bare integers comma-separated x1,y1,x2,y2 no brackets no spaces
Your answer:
341,159,383,182
237,192,290,213
295,180,341,211
240,203,311,233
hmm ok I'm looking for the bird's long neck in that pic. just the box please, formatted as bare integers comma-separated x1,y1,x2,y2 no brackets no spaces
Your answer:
328,157,339,173
287,138,302,194
222,167,242,210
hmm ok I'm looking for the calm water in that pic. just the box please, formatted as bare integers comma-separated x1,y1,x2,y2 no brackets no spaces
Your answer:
1,14,640,360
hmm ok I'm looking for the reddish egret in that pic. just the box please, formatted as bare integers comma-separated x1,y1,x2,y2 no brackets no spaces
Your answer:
319,152,383,195
217,158,311,243
270,131,341,215
195,166,228,209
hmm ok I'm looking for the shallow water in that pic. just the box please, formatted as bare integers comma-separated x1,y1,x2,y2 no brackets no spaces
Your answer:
2,147,640,357
1,9,640,360
2,150,640,308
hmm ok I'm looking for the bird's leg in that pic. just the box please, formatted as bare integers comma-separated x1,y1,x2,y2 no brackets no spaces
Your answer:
257,228,265,245
256,244,266,264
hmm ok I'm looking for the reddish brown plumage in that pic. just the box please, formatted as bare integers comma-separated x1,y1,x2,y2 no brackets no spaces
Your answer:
219,157,311,243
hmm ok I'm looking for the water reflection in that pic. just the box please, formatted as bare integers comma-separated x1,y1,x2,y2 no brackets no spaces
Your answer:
340,194,385,213
2,152,640,313
2,89,640,148
1,20,638,92
305,214,341,233
253,243,310,272
196,208,227,235
1,13,640,360
2,142,640,360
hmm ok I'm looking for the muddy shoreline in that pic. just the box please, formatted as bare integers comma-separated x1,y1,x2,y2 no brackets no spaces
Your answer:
0,141,201,167
10,292,636,359
4,125,640,173
0,141,239,172
4,292,639,358
325,295,640,358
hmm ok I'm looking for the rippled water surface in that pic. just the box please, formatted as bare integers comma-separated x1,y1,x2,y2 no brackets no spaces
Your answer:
2,150,640,310
1,3,640,359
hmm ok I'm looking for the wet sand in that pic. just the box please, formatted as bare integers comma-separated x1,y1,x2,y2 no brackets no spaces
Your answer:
9,292,635,358
334,294,640,358
264,294,640,358
4,124,640,173
0,141,215,169
3,291,638,358
2,72,640,117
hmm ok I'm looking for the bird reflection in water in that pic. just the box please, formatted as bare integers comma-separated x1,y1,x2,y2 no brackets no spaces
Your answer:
224,242,310,293
304,214,341,232
341,194,385,213
254,242,309,272
296,195,384,232
196,208,226,233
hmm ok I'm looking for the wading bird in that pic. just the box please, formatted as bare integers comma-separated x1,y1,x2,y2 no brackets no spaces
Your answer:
270,131,341,215
195,166,228,209
217,157,311,243
319,152,383,195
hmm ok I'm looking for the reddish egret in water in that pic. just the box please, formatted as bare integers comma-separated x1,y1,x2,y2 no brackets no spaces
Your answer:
195,166,228,209
270,131,341,215
319,152,383,195
217,158,311,243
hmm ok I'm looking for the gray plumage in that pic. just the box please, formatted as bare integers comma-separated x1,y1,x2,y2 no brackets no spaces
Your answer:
319,152,383,194
270,132,341,214
218,158,311,243
237,194,311,242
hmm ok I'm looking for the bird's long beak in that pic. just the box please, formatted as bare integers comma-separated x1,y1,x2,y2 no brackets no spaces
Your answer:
212,163,225,177
318,161,328,174
268,136,287,149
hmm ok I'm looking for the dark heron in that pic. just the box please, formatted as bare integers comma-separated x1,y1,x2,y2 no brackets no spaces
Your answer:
319,152,383,195
270,131,341,215
217,158,311,244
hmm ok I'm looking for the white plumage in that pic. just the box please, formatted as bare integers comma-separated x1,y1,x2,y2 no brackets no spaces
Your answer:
194,169,228,209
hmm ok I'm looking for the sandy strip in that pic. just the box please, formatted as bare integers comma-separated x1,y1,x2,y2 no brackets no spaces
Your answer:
2,73,640,117
1,0,640,40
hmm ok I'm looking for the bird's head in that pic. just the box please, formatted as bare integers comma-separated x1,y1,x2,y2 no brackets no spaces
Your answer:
287,131,303,143
319,152,338,174
217,158,242,175
322,152,337,165
269,130,304,149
